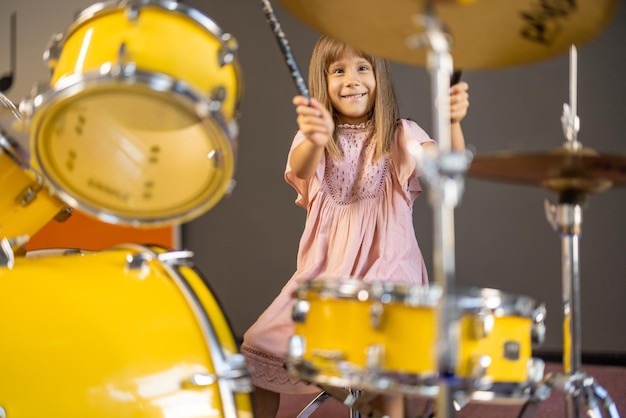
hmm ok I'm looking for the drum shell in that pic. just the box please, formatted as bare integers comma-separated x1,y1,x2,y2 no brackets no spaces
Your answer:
291,280,542,390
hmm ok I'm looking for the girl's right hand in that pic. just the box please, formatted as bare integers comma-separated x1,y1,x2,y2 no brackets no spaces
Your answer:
293,96,334,147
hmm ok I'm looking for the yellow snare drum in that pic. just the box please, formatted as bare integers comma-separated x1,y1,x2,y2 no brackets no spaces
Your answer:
287,280,546,402
0,123,69,246
20,0,242,227
0,244,252,417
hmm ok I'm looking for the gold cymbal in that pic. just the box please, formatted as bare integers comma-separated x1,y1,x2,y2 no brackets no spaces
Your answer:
279,0,617,69
467,147,626,193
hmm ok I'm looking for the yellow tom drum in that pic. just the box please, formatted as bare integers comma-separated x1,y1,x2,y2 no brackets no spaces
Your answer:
20,0,243,227
0,118,70,249
287,279,546,402
0,244,253,418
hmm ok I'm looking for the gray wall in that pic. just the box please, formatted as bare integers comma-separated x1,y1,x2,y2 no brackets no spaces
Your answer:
1,0,625,355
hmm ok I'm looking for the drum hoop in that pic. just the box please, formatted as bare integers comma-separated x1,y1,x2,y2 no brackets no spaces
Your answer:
118,244,242,417
455,287,540,318
30,68,237,140
0,130,30,170
0,95,31,168
295,278,373,301
45,0,244,121
68,0,225,46
295,279,442,307
26,70,236,227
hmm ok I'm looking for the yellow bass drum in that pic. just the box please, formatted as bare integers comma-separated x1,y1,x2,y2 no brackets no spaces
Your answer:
0,244,252,417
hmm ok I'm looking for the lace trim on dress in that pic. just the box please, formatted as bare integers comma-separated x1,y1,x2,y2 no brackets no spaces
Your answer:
336,118,373,130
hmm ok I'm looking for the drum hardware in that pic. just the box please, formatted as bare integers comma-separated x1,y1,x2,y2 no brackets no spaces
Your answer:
409,9,472,418
183,353,253,394
467,46,621,418
307,385,385,418
472,311,495,338
0,236,29,269
295,391,332,418
53,206,74,222
468,355,493,390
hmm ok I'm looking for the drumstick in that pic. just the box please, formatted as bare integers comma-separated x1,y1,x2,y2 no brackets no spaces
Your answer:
259,0,310,99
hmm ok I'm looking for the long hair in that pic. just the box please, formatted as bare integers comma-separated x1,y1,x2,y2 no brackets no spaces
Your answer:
308,36,399,160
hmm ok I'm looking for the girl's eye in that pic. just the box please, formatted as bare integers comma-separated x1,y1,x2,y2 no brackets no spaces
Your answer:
359,65,370,72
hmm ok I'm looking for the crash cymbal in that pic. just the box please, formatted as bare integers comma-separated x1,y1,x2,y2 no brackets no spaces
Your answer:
279,0,617,69
467,147,626,193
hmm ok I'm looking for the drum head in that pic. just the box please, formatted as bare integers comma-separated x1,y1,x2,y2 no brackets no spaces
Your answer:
29,75,236,227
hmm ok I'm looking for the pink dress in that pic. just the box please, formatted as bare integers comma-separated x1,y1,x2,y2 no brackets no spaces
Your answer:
241,118,435,394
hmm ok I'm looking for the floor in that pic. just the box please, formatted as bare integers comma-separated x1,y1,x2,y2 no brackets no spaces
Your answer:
276,362,626,418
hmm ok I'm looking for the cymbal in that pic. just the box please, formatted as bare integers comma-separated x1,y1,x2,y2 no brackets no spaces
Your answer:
279,0,617,69
467,147,626,193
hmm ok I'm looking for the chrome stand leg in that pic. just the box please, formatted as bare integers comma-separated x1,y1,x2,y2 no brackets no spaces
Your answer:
295,392,332,418
412,7,473,418
544,195,621,418
300,386,386,418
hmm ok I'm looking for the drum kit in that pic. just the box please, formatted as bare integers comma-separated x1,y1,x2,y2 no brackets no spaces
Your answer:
270,0,624,417
0,0,253,417
0,0,623,417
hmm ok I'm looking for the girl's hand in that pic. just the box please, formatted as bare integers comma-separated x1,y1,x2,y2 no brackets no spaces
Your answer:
293,96,334,147
450,81,469,124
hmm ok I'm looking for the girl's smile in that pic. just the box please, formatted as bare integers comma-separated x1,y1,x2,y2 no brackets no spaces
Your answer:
327,52,376,125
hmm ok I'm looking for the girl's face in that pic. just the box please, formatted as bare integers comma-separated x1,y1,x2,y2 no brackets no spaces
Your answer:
326,52,376,125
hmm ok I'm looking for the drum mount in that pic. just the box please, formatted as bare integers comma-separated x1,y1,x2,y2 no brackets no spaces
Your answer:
468,46,622,418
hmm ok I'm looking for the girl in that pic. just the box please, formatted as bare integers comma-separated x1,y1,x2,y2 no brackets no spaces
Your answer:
241,35,469,417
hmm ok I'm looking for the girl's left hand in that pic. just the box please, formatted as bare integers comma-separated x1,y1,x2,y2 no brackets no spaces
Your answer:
450,81,469,124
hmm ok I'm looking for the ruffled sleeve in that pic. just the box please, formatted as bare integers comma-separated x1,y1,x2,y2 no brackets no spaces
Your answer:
392,119,436,203
284,131,325,209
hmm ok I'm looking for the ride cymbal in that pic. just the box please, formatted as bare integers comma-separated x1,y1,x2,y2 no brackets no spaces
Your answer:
467,147,626,193
279,0,617,69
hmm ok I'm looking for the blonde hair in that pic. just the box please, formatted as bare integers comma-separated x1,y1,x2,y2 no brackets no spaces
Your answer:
308,36,399,160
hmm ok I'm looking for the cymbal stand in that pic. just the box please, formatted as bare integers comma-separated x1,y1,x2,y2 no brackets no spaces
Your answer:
410,4,471,418
542,45,620,418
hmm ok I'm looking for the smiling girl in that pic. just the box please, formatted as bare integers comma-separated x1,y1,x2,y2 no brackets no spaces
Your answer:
241,35,469,417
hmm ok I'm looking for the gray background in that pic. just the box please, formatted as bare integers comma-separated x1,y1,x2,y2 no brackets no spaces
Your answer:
1,0,624,355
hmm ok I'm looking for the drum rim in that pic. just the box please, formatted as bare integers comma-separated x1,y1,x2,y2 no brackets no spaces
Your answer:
454,286,541,318
0,94,31,168
70,0,226,44
24,70,237,227
46,0,245,120
0,130,30,170
294,280,542,317
295,278,443,307
134,244,247,416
